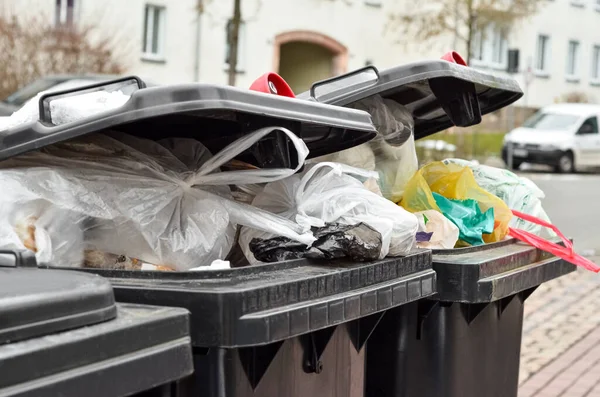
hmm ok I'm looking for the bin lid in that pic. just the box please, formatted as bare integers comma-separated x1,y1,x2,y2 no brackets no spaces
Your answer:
297,61,523,140
0,260,117,344
0,76,377,163
0,304,192,397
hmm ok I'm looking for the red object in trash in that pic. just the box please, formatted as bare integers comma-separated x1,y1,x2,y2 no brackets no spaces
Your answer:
508,210,600,273
249,73,295,98
441,51,467,66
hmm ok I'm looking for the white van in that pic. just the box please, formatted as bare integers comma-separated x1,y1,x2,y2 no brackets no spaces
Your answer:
502,103,600,173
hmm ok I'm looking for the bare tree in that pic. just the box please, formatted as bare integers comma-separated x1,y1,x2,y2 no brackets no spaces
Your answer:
389,0,543,64
0,11,127,100
197,0,262,86
227,0,242,86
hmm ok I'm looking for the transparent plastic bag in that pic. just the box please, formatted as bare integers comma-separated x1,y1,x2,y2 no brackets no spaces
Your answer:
443,159,556,238
239,162,419,264
312,95,418,203
0,126,315,270
400,161,512,244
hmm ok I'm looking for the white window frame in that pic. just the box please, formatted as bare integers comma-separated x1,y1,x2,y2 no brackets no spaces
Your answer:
142,4,167,62
470,24,508,70
489,26,508,68
591,45,600,85
224,19,247,73
470,29,485,62
566,40,580,82
535,34,551,76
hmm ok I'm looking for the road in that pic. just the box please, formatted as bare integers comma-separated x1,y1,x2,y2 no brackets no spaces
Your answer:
517,171,600,397
519,172,600,255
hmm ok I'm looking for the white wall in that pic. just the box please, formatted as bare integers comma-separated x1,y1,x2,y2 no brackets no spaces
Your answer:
3,0,599,108
476,0,600,108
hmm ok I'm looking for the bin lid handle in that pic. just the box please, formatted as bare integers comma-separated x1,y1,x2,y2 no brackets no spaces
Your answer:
0,250,38,268
308,65,380,102
38,76,146,125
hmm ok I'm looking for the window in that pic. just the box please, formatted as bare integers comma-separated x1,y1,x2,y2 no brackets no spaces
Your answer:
490,27,508,66
566,40,580,78
535,35,550,73
577,117,599,135
470,25,507,67
55,0,75,27
471,30,484,62
592,45,600,81
143,5,166,59
225,20,247,72
523,112,580,130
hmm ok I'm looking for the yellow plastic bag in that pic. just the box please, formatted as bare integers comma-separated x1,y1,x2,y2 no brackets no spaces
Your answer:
400,161,512,244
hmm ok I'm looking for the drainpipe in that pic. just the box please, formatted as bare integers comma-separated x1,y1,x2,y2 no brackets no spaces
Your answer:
194,10,202,81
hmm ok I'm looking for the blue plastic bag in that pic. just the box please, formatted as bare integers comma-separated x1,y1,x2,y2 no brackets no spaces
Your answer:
432,192,495,246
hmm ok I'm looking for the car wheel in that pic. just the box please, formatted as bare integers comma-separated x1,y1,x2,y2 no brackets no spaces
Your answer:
556,152,575,173
511,161,523,171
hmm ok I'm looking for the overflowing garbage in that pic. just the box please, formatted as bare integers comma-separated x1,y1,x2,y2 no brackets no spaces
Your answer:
0,70,597,274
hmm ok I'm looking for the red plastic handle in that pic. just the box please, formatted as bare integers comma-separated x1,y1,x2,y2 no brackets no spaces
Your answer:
441,51,467,66
249,73,295,98
509,210,599,272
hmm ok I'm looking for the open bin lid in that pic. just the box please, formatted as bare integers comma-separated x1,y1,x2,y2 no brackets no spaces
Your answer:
0,251,117,345
298,60,523,139
0,76,377,165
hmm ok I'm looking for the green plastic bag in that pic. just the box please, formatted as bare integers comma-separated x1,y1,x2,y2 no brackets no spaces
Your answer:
432,192,495,246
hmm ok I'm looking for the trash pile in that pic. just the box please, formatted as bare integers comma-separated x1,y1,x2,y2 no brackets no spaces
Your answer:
0,71,597,273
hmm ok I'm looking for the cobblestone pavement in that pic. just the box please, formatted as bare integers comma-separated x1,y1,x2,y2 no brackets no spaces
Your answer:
519,264,600,396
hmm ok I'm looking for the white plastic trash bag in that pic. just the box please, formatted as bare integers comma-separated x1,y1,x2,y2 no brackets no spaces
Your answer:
0,126,315,270
414,210,459,250
313,95,418,203
443,158,556,238
239,162,419,264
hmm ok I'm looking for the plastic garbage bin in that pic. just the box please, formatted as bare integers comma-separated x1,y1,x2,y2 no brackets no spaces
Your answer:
0,79,436,397
300,61,577,397
366,240,575,397
0,250,193,397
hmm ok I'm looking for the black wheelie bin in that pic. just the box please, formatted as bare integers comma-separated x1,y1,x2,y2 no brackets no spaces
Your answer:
300,61,577,397
0,78,437,397
0,250,193,397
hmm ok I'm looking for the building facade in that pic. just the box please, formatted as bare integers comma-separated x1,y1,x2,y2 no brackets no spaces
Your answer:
3,0,600,109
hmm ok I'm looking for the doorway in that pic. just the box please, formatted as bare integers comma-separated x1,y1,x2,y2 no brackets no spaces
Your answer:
273,31,348,95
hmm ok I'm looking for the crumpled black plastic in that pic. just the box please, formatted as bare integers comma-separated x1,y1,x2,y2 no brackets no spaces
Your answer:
249,222,383,263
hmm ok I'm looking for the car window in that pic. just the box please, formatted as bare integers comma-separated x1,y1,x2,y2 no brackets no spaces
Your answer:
577,116,599,135
2,78,66,106
522,111,581,130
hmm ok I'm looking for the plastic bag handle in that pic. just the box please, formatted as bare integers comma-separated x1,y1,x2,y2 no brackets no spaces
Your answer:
511,210,574,253
509,210,600,272
294,162,378,204
186,126,309,186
